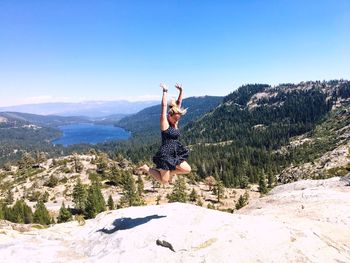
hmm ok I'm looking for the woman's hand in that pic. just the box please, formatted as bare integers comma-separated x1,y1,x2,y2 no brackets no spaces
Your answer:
160,83,168,92
175,83,183,91
175,83,183,107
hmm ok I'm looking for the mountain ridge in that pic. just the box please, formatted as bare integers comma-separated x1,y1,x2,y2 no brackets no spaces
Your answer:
0,100,159,117
178,80,350,186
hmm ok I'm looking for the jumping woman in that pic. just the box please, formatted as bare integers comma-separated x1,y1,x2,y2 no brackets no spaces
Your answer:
138,83,191,184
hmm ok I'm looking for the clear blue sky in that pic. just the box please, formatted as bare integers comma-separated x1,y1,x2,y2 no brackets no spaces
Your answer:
0,0,349,106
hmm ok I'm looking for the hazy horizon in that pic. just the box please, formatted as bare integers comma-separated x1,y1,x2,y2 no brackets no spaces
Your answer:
1,78,348,108
0,98,160,108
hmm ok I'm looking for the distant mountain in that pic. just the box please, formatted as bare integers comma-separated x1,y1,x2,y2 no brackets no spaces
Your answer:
0,112,90,127
0,112,105,165
92,113,130,124
0,112,64,165
0,100,159,117
116,96,224,137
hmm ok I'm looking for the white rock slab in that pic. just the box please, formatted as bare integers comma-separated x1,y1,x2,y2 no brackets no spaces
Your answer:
1,177,350,263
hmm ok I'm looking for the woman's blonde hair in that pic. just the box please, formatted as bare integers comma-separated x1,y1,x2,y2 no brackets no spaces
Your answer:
168,98,188,116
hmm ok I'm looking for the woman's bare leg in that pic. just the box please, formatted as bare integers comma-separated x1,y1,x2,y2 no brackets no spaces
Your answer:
159,169,171,184
170,161,192,176
138,164,171,184
149,168,163,182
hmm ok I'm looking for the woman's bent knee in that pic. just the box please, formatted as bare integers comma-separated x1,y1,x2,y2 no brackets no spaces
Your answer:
179,162,191,174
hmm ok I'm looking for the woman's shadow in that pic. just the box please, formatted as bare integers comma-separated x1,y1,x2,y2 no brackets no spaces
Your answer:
97,215,166,234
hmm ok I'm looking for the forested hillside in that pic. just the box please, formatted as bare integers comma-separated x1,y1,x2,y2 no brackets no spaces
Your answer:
0,113,88,165
0,112,90,127
0,114,64,165
181,80,350,186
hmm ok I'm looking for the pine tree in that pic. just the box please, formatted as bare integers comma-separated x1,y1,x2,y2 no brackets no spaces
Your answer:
156,195,161,205
96,153,108,174
19,152,35,169
235,191,249,210
72,178,87,214
258,173,268,194
110,167,123,186
5,189,14,205
167,177,188,203
205,176,215,191
33,200,51,225
120,172,142,207
12,199,25,223
3,205,14,222
23,203,33,224
196,198,203,207
85,180,106,219
46,175,58,188
239,175,249,189
57,202,72,223
267,173,275,188
74,156,84,173
236,195,245,210
107,195,115,210
9,205,20,223
189,188,198,202
41,191,49,203
136,175,144,196
35,151,47,163
215,180,225,203
207,203,215,209
0,204,4,220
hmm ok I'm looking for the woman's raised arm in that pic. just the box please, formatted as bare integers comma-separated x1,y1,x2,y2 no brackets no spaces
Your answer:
175,83,183,108
160,83,169,131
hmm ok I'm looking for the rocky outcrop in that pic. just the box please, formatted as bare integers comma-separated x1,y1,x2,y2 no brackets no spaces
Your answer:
1,177,349,262
278,143,350,183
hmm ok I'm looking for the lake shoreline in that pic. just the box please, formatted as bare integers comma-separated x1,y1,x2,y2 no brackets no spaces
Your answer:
51,123,131,146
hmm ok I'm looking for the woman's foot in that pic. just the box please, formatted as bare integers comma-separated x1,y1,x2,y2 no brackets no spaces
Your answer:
138,164,150,174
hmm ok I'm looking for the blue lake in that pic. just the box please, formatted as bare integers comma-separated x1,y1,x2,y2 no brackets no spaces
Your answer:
52,123,131,146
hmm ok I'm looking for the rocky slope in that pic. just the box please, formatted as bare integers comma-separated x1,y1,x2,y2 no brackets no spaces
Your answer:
278,106,350,183
0,153,260,217
0,176,349,262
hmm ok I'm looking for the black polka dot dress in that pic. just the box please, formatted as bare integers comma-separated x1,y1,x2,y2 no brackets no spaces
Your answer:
152,126,189,170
